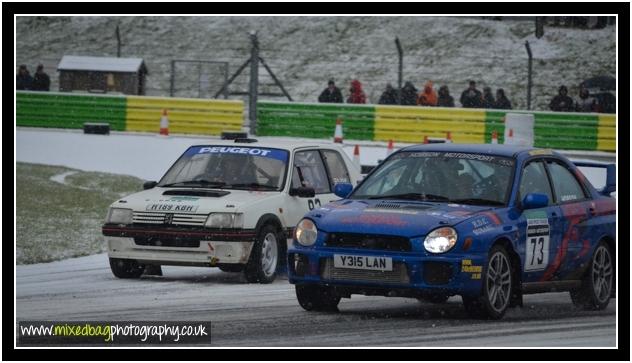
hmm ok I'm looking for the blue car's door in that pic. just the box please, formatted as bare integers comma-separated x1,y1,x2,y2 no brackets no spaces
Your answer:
540,159,596,280
515,159,564,283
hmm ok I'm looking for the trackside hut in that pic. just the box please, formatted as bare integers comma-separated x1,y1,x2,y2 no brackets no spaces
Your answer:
57,55,148,95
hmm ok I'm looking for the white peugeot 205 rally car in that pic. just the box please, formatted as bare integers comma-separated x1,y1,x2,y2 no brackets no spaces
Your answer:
102,139,361,283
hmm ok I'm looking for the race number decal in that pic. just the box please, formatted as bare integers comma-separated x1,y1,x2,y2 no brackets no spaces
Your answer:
525,218,550,271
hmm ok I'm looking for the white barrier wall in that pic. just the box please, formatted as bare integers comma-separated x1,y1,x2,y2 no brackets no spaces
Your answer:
504,113,534,146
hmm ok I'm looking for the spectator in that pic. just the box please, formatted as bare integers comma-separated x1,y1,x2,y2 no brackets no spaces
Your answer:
378,83,398,105
318,79,343,103
32,64,51,91
16,64,33,90
494,88,512,109
549,85,574,112
481,87,495,108
460,80,483,108
575,87,598,112
436,85,455,107
417,80,438,106
347,79,366,104
400,81,418,105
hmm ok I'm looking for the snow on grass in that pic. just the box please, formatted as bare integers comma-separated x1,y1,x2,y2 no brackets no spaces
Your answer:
16,162,143,264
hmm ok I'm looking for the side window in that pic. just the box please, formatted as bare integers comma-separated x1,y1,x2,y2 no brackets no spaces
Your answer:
519,161,553,205
292,150,330,194
546,161,586,203
321,150,351,188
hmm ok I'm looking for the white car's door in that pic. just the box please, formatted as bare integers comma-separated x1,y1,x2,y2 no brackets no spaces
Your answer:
283,149,353,232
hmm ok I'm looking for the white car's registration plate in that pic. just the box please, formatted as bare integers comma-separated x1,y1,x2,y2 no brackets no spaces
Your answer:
333,254,393,271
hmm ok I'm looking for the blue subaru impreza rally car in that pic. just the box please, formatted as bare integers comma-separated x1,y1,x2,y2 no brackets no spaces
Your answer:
288,144,616,319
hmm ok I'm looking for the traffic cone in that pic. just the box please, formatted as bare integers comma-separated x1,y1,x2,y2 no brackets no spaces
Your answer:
386,139,394,156
353,144,361,168
159,109,169,136
446,131,453,143
491,130,498,144
333,118,344,143
423,135,429,144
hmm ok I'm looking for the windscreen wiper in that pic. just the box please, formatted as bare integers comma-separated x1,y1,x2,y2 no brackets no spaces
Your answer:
230,182,278,191
449,198,504,206
161,180,227,188
368,193,450,202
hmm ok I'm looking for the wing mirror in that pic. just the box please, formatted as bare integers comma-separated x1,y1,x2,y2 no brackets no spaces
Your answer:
289,186,315,198
522,193,549,210
334,183,353,199
143,181,158,190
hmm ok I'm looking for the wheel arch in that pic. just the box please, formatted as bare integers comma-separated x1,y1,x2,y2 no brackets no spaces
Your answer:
255,213,285,239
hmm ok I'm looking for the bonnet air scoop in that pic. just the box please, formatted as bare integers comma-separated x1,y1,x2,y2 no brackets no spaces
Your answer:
162,190,231,198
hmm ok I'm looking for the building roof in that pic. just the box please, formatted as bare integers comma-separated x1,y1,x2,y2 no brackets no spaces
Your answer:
57,55,147,73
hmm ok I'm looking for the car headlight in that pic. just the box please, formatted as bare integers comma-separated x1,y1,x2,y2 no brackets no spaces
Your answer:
424,227,458,253
205,213,243,229
295,218,318,246
106,208,133,225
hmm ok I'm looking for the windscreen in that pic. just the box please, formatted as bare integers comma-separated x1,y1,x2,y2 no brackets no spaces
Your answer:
158,146,289,191
351,151,515,206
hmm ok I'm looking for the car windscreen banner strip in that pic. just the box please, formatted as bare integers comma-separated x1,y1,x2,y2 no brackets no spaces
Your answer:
185,145,288,162
395,151,515,166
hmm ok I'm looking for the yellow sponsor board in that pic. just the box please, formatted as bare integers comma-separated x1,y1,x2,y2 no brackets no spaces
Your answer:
374,106,485,143
125,96,244,134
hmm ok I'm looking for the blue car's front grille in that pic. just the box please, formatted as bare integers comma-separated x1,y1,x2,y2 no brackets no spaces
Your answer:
324,233,411,252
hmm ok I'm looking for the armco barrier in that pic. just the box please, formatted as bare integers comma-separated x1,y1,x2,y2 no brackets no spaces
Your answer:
484,110,615,152
257,101,375,140
126,96,243,135
256,101,615,152
374,106,486,143
16,91,127,130
16,91,244,136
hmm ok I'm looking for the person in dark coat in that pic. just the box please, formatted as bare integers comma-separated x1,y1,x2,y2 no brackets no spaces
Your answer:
436,85,454,107
481,87,495,108
460,80,483,108
549,85,574,112
378,83,398,105
494,88,512,109
400,81,418,106
32,64,51,91
16,64,33,90
318,79,343,103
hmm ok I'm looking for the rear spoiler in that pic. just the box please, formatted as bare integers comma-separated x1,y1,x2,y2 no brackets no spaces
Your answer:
573,161,616,196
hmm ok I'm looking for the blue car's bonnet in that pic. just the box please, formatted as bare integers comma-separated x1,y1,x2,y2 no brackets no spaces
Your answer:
309,199,492,238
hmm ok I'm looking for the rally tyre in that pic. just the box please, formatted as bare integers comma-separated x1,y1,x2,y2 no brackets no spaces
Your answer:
244,225,280,284
218,264,245,273
463,245,513,320
109,258,144,278
570,241,613,310
295,284,341,312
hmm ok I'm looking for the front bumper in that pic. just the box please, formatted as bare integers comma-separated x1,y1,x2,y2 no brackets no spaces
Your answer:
103,224,258,266
287,247,486,297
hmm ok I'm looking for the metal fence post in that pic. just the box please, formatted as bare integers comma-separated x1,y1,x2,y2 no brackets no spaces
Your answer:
170,60,175,97
395,37,403,105
249,31,259,132
525,41,533,110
